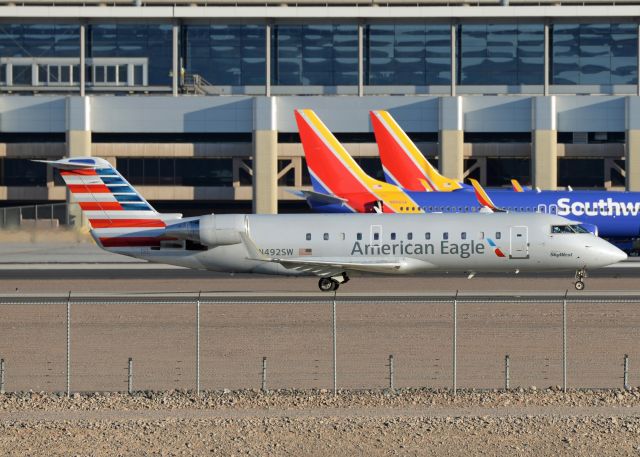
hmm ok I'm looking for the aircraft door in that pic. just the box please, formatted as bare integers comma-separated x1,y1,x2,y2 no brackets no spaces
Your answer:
509,226,529,259
370,225,382,246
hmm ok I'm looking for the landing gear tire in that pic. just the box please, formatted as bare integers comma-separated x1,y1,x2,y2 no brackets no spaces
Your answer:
318,278,339,292
574,268,587,291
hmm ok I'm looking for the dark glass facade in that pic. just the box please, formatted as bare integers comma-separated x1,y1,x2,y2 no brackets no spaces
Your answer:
185,24,265,86
1,159,47,186
272,25,358,85
366,24,450,85
552,24,637,85
89,23,172,86
460,24,544,85
118,158,233,187
0,24,80,58
558,158,605,188
0,22,639,89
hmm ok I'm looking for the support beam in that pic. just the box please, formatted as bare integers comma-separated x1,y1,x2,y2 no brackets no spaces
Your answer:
253,97,278,214
358,23,364,97
265,23,271,97
79,23,85,97
626,96,640,191
450,23,457,97
532,96,557,190
439,96,463,181
172,22,179,96
543,22,549,96
66,96,92,227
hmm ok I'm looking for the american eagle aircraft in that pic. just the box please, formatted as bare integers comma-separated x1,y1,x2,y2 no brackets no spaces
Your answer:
42,157,625,291
294,109,640,247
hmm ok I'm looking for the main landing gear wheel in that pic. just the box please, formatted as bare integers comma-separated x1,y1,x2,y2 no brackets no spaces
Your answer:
574,268,587,291
318,278,339,292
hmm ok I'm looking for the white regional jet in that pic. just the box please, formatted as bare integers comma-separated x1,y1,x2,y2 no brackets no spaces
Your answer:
41,157,626,291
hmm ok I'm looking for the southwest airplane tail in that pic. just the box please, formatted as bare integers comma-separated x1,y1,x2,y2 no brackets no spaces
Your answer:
295,109,420,213
370,110,464,192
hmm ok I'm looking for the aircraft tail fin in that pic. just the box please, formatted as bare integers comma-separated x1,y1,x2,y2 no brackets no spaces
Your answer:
294,109,390,197
370,110,463,192
469,178,505,213
37,157,177,248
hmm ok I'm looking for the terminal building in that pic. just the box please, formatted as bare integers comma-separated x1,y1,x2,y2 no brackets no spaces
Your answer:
0,0,639,217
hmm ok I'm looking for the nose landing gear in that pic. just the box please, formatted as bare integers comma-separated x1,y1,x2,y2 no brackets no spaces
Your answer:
318,273,350,292
574,268,587,290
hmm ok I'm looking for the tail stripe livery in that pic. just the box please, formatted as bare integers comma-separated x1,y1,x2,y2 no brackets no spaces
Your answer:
295,109,421,213
37,158,171,248
371,110,463,192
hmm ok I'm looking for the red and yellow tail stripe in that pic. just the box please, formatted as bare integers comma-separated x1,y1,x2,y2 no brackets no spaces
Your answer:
295,109,421,213
371,110,463,192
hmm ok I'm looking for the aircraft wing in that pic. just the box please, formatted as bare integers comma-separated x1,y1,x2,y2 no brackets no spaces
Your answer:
270,257,404,276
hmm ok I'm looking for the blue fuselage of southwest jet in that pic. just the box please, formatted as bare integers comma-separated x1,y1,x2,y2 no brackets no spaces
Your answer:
313,189,640,239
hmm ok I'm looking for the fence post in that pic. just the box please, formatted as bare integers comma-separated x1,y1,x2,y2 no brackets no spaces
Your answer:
261,357,267,393
0,358,5,394
196,291,201,396
388,355,394,391
504,355,510,390
128,358,133,394
562,290,567,393
66,291,71,398
332,291,337,396
452,290,458,396
624,354,629,390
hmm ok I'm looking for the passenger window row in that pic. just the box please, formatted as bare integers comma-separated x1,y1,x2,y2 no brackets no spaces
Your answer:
305,231,503,241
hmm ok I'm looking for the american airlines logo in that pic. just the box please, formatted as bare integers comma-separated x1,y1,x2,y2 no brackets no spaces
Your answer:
557,198,640,217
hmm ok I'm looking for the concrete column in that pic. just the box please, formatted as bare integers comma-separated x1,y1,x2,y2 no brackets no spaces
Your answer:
439,96,464,181
252,97,278,214
66,96,92,227
626,97,640,191
532,96,557,190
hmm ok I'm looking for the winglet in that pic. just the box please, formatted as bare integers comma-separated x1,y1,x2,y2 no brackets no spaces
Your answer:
469,179,504,212
511,179,524,193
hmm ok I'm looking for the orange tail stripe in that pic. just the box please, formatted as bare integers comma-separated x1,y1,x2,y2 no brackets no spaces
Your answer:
68,184,111,193
90,219,166,228
60,169,98,176
79,202,123,211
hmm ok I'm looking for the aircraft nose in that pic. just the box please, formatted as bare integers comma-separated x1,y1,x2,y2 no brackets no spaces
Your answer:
592,241,627,266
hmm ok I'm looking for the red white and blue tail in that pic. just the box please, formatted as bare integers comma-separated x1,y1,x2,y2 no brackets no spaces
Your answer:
37,157,175,248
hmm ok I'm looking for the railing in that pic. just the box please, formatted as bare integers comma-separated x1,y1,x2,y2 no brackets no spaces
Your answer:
0,202,73,230
1,0,640,6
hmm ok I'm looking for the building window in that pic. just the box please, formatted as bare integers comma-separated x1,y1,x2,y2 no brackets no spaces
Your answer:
1,159,47,186
366,24,451,85
459,24,544,85
552,23,638,85
558,159,605,188
185,24,265,86
118,158,233,187
272,24,357,86
90,23,173,86
487,158,531,188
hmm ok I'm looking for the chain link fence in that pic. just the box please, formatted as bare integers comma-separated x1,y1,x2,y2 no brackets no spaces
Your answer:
0,293,637,394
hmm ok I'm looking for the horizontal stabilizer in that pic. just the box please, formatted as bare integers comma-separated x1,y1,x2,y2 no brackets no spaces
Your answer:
287,189,348,206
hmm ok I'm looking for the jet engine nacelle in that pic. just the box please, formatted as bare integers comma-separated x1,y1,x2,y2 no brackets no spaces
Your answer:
198,214,244,246
164,214,245,247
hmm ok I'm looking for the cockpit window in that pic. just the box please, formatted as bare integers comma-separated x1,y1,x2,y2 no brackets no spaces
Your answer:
551,224,590,234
